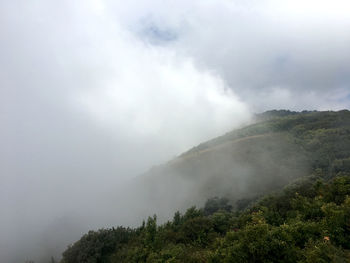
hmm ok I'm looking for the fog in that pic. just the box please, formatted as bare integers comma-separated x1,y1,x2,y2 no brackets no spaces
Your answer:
1,0,350,262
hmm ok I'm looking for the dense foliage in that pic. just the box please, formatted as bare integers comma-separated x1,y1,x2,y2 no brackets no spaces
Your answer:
61,176,350,262
60,110,350,262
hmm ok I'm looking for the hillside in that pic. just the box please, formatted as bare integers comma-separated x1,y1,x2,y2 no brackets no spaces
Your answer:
134,110,350,214
60,110,350,262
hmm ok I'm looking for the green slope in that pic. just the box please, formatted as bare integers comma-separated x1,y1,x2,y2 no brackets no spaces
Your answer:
137,110,350,211
60,110,350,263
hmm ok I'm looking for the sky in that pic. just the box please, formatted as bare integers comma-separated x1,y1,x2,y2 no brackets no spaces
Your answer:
1,0,350,262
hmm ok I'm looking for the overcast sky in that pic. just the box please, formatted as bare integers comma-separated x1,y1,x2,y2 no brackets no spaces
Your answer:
1,0,350,262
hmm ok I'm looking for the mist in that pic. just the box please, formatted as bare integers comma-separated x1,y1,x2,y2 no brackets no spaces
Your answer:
1,0,350,262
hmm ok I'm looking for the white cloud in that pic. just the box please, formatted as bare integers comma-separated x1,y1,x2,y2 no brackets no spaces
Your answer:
0,2,251,261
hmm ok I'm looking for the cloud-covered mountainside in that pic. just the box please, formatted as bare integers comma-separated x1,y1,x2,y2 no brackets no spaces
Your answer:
58,110,350,262
2,1,350,261
136,124,309,218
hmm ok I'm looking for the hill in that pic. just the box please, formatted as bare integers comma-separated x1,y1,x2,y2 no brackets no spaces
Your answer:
60,110,350,262
134,110,350,214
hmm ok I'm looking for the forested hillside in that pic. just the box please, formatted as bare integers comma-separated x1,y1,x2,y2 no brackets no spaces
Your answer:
134,110,350,215
60,110,350,262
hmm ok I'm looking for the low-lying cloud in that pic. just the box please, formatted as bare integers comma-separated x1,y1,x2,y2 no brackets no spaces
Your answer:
1,0,250,262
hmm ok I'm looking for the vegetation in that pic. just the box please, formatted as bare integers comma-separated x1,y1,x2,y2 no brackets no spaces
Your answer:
61,176,350,262
60,110,350,262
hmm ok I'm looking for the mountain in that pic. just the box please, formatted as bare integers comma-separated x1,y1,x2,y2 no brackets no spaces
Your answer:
60,110,350,262
134,110,350,215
